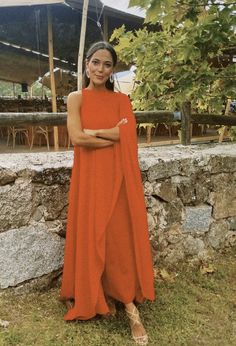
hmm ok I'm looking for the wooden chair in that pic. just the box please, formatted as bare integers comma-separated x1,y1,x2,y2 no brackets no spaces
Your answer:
154,123,172,138
0,128,4,139
219,99,231,143
30,126,50,150
138,123,155,143
64,129,72,149
7,126,30,148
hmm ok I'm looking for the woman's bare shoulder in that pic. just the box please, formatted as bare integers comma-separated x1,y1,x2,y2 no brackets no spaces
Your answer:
67,91,82,104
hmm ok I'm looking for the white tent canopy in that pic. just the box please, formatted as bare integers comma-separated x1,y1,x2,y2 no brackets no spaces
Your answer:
102,0,145,18
114,68,136,95
0,0,64,7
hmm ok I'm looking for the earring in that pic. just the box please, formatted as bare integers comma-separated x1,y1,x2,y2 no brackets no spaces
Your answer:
86,69,90,78
109,73,114,83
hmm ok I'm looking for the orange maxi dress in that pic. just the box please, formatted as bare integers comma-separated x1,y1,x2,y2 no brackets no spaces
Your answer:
60,89,155,320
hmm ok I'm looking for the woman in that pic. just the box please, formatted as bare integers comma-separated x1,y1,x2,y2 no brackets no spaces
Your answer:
60,41,155,345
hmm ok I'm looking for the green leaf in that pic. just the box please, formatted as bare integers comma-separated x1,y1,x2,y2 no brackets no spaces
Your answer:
145,1,162,23
128,0,149,9
112,0,235,111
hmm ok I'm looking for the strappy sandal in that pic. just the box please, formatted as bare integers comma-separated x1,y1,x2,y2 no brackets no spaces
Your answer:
125,305,148,345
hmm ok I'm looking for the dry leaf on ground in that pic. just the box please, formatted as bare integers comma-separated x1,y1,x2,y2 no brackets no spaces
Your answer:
154,267,176,282
200,264,215,275
0,319,9,328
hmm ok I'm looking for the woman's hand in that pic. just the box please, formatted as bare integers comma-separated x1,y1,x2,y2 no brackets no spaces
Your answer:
116,118,128,127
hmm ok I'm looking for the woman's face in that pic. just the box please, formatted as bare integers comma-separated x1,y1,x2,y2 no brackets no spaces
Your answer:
86,49,114,87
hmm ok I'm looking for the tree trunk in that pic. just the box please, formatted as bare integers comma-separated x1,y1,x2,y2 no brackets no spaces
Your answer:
181,101,191,145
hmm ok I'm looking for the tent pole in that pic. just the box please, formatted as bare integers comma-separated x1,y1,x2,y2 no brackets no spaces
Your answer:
103,13,108,41
77,0,89,91
47,5,59,150
12,83,16,98
29,85,33,98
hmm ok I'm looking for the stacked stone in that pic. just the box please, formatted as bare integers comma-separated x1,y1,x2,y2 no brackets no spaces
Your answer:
0,152,72,290
140,144,236,265
0,143,236,290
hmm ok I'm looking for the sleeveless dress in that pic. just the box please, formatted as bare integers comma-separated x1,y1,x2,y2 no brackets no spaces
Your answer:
60,88,155,321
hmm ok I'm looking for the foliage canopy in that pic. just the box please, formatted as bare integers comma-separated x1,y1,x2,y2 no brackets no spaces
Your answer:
111,0,236,112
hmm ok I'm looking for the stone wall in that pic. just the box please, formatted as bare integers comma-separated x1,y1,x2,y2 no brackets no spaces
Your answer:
0,143,236,290
140,144,236,265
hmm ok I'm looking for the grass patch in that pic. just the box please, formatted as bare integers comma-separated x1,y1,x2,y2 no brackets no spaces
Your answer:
0,248,236,346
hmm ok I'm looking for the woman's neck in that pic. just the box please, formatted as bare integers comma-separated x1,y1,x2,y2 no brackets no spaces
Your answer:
86,82,108,91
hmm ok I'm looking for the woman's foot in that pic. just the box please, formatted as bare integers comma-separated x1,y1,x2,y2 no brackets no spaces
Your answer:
65,299,74,310
107,297,117,316
125,302,148,345
105,295,116,316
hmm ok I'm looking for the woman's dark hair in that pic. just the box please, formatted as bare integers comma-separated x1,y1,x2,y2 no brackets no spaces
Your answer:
83,41,117,91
